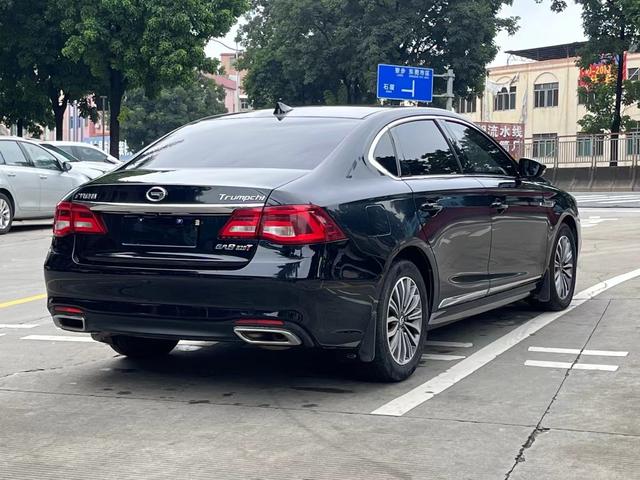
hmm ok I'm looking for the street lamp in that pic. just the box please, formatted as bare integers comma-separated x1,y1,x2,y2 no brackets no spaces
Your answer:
210,38,243,113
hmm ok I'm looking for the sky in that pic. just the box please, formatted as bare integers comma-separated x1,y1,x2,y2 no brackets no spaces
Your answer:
205,0,586,68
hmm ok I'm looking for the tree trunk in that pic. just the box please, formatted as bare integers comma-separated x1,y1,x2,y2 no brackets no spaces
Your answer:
51,94,68,141
109,69,126,159
16,119,23,137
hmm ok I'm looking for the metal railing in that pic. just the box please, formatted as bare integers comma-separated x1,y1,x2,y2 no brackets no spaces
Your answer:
515,134,640,168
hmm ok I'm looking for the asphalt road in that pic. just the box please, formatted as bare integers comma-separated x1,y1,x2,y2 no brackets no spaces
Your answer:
1,205,640,479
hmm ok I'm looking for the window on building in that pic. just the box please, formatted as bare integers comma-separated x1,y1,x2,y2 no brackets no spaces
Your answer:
578,90,596,105
391,120,461,176
534,82,559,108
628,67,640,81
494,86,516,111
577,134,604,156
455,96,477,114
626,129,640,155
532,133,558,157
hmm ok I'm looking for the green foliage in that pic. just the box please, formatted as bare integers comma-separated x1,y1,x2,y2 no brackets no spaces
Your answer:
54,0,248,156
121,74,227,152
550,0,640,135
0,0,100,138
238,0,518,108
577,80,639,133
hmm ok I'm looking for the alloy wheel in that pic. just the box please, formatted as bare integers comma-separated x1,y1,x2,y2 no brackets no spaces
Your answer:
0,198,10,229
554,235,574,300
386,276,423,365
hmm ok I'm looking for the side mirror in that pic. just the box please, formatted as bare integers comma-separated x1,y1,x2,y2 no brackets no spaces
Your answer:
518,157,546,179
60,161,72,172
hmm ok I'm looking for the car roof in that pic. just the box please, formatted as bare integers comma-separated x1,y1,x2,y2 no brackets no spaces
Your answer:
42,141,101,148
212,105,468,121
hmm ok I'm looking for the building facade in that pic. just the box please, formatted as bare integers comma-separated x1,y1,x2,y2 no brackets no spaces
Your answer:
459,43,640,138
456,43,640,166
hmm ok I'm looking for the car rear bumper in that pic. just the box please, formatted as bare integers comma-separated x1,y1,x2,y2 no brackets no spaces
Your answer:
44,251,377,349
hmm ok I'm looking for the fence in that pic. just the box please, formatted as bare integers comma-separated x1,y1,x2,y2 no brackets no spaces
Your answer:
516,134,640,168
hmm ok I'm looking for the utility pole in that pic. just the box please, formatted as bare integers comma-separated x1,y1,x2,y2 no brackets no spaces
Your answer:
433,69,455,110
100,95,107,151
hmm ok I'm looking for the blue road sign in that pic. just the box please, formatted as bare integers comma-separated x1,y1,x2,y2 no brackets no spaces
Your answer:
377,64,434,103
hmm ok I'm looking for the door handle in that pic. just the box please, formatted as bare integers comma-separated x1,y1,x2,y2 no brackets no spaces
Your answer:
491,200,508,213
39,175,48,179
7,173,16,177
419,201,443,215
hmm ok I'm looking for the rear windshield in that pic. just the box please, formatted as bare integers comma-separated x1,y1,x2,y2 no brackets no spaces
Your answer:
125,117,359,170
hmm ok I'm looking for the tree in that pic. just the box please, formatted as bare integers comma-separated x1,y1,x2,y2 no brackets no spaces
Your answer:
121,74,227,152
0,0,100,139
238,0,518,108
55,0,248,157
550,0,640,165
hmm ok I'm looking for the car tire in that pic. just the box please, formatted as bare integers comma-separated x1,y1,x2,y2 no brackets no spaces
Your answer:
0,193,14,235
364,260,429,382
107,335,178,358
536,224,577,311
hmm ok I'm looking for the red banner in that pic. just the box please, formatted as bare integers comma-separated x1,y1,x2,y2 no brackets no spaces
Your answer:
477,122,524,158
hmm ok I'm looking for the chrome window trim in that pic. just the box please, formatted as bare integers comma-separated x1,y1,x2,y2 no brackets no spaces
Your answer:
367,115,473,181
367,114,517,180
76,201,264,214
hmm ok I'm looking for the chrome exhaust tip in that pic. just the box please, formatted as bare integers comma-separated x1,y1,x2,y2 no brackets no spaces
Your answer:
53,314,86,332
233,327,302,346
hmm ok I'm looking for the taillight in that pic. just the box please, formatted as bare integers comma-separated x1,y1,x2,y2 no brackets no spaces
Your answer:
220,205,346,245
53,201,107,237
218,207,262,239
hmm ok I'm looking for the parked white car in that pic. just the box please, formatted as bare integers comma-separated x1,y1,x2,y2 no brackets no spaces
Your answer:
41,141,122,165
0,137,94,234
39,143,114,178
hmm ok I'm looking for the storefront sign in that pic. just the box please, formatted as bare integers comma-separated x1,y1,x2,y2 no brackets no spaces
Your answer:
477,122,525,158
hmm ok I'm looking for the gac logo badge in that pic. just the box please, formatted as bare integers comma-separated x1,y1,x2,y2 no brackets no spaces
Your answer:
146,186,168,202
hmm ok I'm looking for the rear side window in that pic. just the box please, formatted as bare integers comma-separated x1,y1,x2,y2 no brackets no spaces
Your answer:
392,120,460,176
445,121,518,176
372,131,398,176
0,141,30,167
75,146,107,162
126,117,359,170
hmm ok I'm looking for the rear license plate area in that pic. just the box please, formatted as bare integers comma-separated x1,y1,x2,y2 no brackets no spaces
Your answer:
121,215,199,248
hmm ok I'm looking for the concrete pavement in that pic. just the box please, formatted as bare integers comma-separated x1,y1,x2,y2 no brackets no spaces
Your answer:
1,208,639,479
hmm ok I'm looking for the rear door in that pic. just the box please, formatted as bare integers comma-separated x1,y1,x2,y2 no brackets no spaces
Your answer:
0,140,40,214
390,119,493,314
442,120,549,293
20,142,77,215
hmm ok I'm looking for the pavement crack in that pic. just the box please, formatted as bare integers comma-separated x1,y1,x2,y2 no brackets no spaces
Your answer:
504,299,612,480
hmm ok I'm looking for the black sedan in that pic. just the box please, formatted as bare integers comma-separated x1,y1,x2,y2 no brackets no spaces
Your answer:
44,106,579,381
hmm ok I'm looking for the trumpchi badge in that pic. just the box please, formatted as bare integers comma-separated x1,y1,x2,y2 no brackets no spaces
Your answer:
146,186,168,202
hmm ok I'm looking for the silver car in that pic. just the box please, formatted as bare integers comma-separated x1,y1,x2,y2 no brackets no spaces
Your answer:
0,137,94,234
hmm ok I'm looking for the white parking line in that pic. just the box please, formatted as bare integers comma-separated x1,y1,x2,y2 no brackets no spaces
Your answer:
0,323,40,329
528,346,628,357
424,341,473,348
422,354,466,361
524,360,618,372
371,267,640,416
21,334,93,342
0,333,5,337
597,199,640,204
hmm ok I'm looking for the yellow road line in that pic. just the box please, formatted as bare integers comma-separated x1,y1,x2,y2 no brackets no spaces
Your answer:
0,293,47,309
